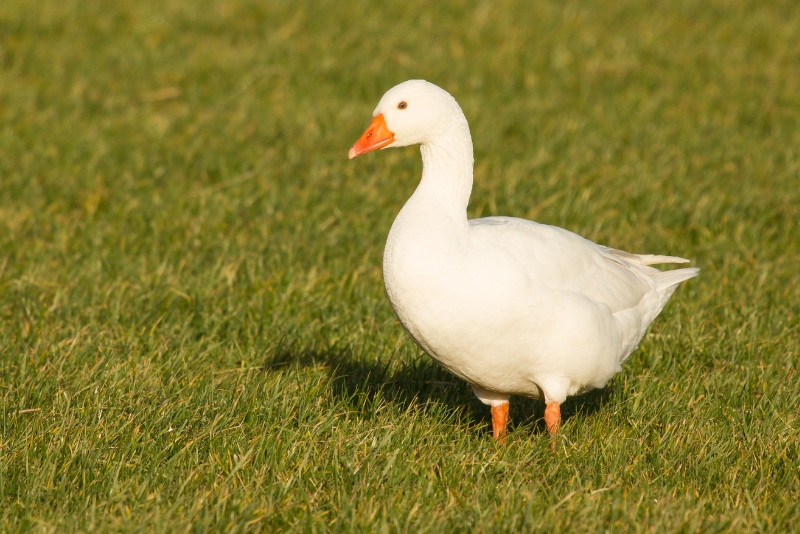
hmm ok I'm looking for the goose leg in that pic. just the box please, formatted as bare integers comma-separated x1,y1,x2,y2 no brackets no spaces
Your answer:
491,402,509,444
472,386,510,444
545,402,560,450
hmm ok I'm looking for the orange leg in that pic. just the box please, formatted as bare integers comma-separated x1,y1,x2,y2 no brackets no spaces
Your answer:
544,402,560,450
491,403,509,444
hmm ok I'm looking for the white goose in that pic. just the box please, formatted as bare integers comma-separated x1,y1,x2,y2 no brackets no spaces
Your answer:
348,80,698,446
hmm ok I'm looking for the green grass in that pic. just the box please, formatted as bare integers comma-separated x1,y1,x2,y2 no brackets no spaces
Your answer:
1,0,799,531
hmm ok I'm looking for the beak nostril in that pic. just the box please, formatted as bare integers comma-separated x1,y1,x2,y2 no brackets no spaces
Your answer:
351,113,394,157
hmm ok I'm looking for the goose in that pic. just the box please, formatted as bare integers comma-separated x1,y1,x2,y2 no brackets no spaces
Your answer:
348,80,698,447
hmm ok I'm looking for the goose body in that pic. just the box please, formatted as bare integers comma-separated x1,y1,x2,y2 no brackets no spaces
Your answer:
349,80,698,443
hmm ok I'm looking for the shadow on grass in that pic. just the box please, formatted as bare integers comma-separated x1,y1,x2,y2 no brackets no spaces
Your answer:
263,344,614,438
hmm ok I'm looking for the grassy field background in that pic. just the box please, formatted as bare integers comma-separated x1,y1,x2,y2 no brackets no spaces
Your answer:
1,0,799,531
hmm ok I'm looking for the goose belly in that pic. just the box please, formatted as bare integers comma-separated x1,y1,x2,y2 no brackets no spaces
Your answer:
383,253,624,398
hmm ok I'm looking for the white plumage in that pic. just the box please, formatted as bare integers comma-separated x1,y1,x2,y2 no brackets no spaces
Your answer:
349,80,698,443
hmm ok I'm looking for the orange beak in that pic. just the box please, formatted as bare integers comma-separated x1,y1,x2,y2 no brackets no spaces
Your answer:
348,113,395,159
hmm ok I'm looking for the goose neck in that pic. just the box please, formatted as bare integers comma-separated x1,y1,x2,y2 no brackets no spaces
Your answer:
416,131,474,219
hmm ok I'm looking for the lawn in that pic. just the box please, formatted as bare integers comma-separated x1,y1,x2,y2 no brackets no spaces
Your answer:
1,0,799,531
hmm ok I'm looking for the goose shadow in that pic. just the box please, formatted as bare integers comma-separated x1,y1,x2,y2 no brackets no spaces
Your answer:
263,344,615,438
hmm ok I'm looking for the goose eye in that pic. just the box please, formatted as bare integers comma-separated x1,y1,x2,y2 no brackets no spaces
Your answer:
397,101,407,110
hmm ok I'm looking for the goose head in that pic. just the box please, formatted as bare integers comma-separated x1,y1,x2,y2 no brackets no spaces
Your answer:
348,80,466,159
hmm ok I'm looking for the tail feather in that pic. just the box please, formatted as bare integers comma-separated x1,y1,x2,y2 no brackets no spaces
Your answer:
602,246,700,292
603,247,690,266
637,254,691,266
653,267,700,292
